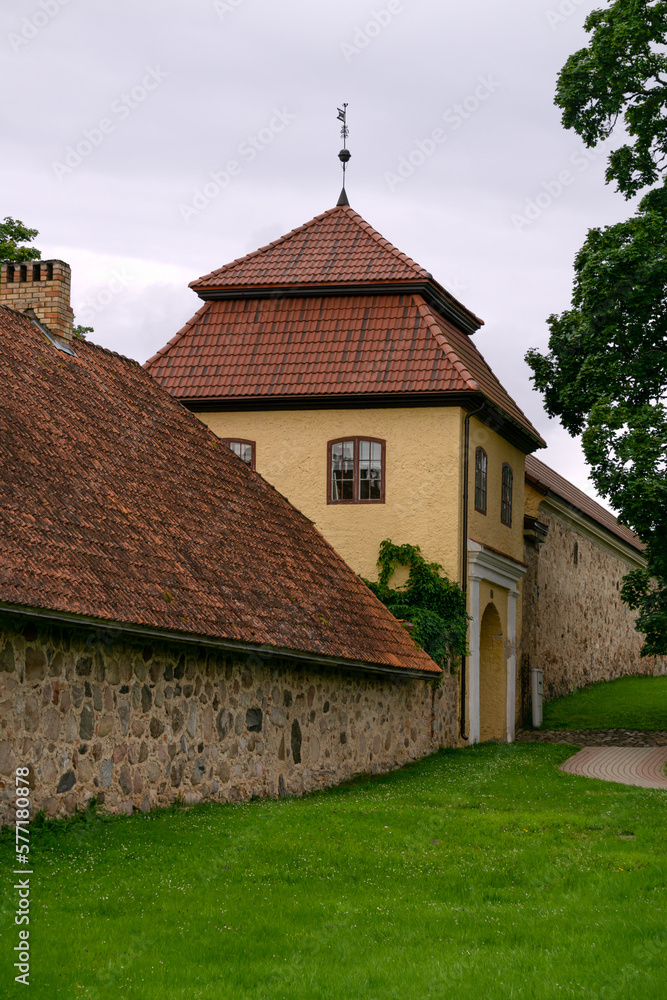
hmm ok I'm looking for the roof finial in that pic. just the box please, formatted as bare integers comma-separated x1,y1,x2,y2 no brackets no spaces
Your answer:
337,103,351,206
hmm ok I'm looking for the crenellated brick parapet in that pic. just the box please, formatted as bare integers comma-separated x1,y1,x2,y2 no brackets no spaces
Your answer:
0,259,74,341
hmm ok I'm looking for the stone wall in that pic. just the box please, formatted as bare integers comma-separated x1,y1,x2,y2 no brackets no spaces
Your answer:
0,615,458,826
521,505,667,715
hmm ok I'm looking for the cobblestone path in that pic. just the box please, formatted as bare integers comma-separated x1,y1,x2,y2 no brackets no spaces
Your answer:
515,729,667,747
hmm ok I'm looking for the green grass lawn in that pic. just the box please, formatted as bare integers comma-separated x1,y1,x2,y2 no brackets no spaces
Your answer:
1,743,666,999
541,675,667,730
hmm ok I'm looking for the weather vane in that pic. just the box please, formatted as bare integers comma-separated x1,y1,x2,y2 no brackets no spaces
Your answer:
336,104,351,205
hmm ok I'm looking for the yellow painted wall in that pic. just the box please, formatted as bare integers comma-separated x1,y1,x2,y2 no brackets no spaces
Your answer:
467,421,527,722
478,581,509,650
479,601,506,741
524,480,546,519
467,417,526,565
200,407,464,582
201,404,531,738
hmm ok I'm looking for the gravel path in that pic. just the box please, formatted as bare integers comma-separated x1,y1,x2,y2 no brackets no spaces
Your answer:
559,746,667,789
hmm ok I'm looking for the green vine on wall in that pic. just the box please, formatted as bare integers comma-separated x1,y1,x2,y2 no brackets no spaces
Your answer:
362,539,470,672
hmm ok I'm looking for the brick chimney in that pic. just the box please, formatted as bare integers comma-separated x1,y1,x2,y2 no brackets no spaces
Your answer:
0,259,74,342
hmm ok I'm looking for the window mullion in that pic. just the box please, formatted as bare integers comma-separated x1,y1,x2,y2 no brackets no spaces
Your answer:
353,437,359,503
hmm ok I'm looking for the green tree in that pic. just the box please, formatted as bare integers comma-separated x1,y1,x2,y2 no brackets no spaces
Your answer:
526,0,667,654
0,217,41,262
0,216,93,339
555,0,667,198
363,540,469,670
72,323,93,340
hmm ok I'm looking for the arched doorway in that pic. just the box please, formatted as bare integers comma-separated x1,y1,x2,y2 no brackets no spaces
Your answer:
479,603,506,741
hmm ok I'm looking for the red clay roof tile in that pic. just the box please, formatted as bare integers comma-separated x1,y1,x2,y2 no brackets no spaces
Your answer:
525,454,643,552
189,205,483,334
146,293,542,444
146,205,543,447
191,205,432,290
0,305,439,675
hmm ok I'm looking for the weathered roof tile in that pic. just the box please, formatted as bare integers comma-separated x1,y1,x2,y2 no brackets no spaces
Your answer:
146,206,543,447
191,206,431,290
525,454,642,552
146,293,541,442
0,305,439,675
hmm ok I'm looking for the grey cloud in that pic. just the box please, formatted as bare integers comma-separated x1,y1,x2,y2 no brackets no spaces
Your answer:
1,0,623,505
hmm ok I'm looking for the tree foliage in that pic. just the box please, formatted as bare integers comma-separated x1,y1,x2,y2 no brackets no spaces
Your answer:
556,0,667,198
363,540,469,670
526,194,667,652
73,323,93,340
0,217,41,262
526,186,667,438
528,1,667,655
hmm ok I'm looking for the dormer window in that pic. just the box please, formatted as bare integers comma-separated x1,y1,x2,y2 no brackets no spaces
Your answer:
501,463,513,526
328,437,385,503
222,439,255,469
474,447,487,514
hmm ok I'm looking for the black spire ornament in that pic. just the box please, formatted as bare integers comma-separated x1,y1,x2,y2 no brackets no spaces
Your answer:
336,103,351,206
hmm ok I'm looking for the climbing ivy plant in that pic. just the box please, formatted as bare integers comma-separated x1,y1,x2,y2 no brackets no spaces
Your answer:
363,540,470,671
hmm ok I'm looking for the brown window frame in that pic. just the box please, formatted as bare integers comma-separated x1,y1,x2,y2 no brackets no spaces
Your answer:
501,462,513,527
221,438,256,470
474,447,487,514
327,437,386,505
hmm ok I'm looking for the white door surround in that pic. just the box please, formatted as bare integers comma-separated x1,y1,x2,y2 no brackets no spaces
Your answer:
467,540,526,744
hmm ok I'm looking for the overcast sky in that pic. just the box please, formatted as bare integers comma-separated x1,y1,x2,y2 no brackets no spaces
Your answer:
2,0,632,509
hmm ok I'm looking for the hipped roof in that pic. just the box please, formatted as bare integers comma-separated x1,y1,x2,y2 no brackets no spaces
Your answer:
0,305,439,676
146,205,544,450
191,204,473,312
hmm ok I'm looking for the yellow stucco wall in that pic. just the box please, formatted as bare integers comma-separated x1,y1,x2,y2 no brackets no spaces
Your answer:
478,582,509,650
201,408,528,578
467,416,526,565
524,480,546,520
476,580,515,736
468,429,528,734
200,407,464,582
200,404,531,740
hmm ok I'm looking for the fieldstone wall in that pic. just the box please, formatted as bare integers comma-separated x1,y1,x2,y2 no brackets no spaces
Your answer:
521,507,667,715
0,616,458,826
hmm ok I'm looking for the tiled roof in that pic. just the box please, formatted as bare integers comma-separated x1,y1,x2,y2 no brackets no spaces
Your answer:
423,304,542,442
0,305,439,675
191,205,432,290
145,292,543,446
525,454,643,553
147,204,542,446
